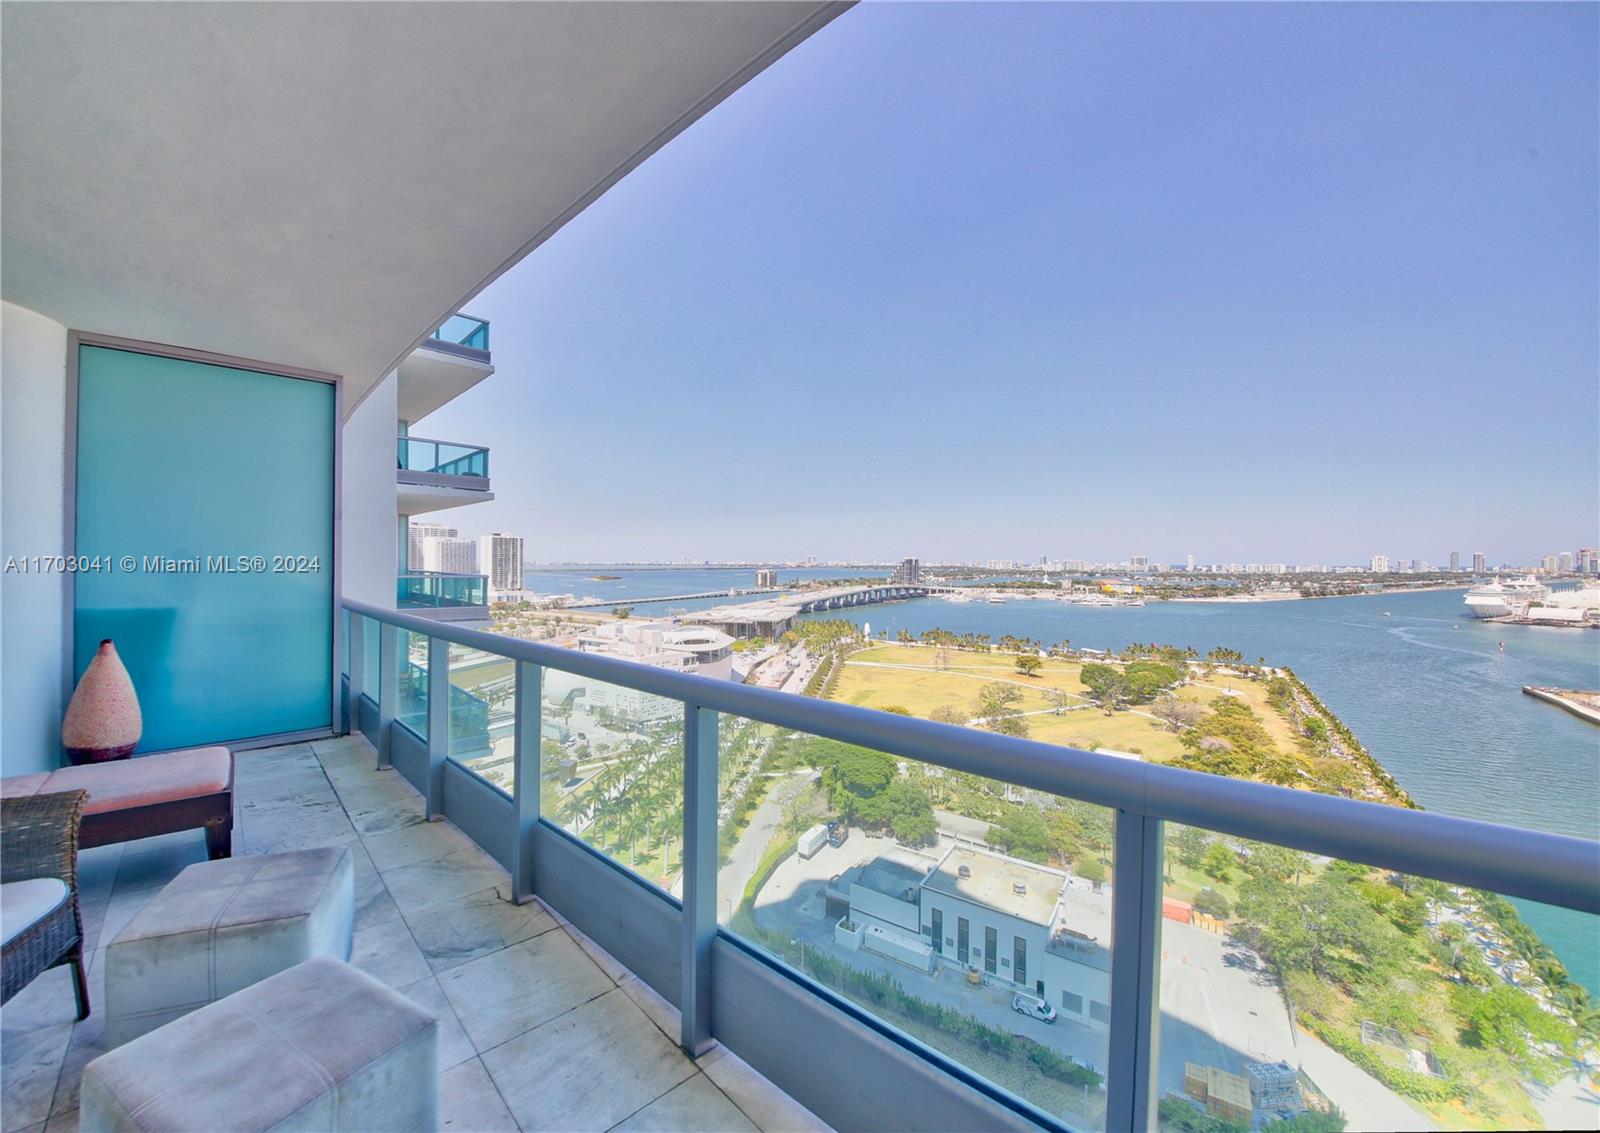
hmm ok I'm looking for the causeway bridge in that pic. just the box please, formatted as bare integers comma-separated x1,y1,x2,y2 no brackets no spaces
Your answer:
566,588,781,609
687,584,954,638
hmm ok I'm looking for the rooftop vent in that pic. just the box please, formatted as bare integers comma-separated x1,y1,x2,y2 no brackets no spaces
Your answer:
1012,882,1027,896
957,864,972,879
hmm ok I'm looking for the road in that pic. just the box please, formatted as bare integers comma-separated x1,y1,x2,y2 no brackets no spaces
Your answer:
715,770,814,924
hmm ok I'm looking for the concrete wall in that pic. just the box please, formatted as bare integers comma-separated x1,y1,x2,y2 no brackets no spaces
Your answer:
924,894,1048,988
849,884,922,934
1,302,69,775
340,370,398,608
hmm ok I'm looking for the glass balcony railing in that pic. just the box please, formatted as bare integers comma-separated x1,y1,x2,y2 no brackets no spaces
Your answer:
340,598,1600,1133
397,571,487,609
397,436,489,479
427,313,490,352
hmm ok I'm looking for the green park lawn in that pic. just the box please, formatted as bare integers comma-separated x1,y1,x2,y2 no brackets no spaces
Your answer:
833,643,1303,764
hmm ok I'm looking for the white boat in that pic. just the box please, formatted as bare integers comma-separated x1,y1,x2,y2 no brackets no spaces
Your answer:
1463,575,1549,619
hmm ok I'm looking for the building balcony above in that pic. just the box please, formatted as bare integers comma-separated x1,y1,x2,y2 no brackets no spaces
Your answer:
426,313,490,357
397,435,493,515
397,315,495,423
397,571,489,622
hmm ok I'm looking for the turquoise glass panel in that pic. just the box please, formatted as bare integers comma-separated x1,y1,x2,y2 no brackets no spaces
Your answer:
363,615,379,697
397,629,428,740
73,345,334,750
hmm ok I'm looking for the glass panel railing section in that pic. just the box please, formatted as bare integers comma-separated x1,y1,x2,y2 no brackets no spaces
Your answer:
396,629,427,739
396,437,489,478
444,644,511,793
1154,826,1598,1132
429,314,490,351
361,614,379,701
718,722,1112,1130
396,572,487,609
543,672,683,893
340,607,349,679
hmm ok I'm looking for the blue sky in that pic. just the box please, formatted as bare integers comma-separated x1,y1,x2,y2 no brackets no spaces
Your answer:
421,2,1598,565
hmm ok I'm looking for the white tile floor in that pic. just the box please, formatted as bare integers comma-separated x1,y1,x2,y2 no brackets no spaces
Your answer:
0,735,831,1133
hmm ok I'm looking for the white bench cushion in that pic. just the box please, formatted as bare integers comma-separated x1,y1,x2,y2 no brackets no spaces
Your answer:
81,956,437,1133
1,877,68,946
105,847,354,1046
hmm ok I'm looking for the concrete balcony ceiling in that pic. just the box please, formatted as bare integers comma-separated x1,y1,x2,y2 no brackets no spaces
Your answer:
0,1,847,416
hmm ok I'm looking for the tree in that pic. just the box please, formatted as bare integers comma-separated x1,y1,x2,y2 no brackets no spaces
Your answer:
989,807,1050,862
1154,692,1203,733
976,682,1028,735
1123,661,1182,703
1014,654,1043,678
612,606,632,619
1076,856,1107,889
1202,841,1236,881
1079,663,1131,711
1235,868,1408,990
989,713,1031,738
929,704,968,726
881,705,911,716
1302,716,1330,746
1451,981,1576,1074
1171,825,1210,870
1241,843,1308,884
1191,887,1231,919
1044,688,1075,716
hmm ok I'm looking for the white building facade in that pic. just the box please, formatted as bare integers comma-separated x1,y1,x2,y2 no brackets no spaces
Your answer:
478,532,525,599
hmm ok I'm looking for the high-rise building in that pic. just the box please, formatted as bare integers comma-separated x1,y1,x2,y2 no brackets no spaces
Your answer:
1185,553,1195,572
478,533,524,598
1369,554,1389,573
422,536,477,575
1449,550,1461,572
1542,554,1560,575
891,557,921,585
407,522,456,570
1578,548,1599,575
755,568,778,589
1472,552,1487,574
1130,555,1149,572
1558,551,1574,573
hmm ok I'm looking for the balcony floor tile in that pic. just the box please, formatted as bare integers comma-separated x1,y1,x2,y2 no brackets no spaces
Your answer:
402,885,558,975
437,927,613,1052
612,1073,760,1133
481,988,697,1133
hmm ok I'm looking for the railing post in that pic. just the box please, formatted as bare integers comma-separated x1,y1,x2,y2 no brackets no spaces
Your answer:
347,613,367,735
1107,811,1164,1133
425,636,449,820
376,622,398,769
511,661,542,904
680,702,718,1057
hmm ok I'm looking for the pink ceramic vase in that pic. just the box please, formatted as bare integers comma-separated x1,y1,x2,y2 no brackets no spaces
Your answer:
62,639,142,765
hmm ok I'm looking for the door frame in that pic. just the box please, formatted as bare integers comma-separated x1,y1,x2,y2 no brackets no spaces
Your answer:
63,331,344,751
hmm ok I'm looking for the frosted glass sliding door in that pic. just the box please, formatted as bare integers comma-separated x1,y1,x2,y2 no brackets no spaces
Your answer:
73,344,335,750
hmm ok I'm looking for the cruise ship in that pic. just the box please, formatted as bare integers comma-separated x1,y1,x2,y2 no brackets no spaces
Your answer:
1463,575,1550,619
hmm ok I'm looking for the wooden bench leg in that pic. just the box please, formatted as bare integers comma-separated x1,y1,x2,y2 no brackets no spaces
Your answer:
205,817,232,860
70,947,90,1021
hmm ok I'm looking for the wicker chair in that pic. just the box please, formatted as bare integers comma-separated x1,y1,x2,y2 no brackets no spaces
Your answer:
2,789,90,1019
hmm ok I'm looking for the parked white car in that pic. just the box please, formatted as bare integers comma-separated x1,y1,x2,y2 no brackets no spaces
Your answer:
1012,994,1058,1023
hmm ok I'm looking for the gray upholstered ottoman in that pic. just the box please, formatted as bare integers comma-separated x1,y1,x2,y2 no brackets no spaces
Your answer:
105,846,354,1046
81,956,437,1133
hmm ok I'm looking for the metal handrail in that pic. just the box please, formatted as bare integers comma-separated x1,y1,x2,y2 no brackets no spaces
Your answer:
397,434,490,450
343,598,1600,914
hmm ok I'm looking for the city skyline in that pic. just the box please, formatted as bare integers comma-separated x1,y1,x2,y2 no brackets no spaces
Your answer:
418,2,1597,566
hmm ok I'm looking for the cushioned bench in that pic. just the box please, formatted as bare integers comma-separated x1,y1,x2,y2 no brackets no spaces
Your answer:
104,846,355,1046
1,747,233,859
82,956,437,1133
